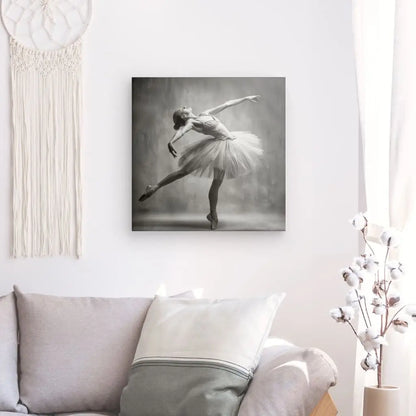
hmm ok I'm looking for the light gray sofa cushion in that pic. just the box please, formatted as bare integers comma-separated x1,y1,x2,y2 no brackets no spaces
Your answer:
0,413,30,416
0,294,26,413
238,339,338,416
14,287,152,414
0,414,37,416
0,412,115,416
0,411,115,416
59,413,115,416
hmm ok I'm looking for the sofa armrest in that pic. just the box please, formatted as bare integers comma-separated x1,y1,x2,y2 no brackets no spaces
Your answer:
238,339,338,416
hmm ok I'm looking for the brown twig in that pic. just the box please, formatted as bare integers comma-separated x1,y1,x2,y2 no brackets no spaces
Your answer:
378,344,383,388
362,228,375,255
355,289,370,328
347,320,359,339
356,290,370,328
362,295,373,327
377,245,390,388
361,227,380,283
384,305,408,334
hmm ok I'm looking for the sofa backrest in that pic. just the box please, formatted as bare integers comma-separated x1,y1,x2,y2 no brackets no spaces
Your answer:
14,287,152,414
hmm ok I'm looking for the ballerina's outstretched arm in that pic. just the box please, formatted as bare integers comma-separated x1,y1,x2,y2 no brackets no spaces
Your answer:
202,95,261,115
168,120,193,157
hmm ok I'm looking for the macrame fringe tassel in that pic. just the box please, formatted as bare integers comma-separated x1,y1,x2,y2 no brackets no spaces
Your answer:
10,38,83,257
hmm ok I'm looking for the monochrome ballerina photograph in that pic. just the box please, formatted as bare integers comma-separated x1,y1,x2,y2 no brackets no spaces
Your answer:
132,77,285,231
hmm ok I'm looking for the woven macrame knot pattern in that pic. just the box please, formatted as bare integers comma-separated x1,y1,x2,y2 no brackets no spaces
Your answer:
2,0,91,50
10,38,81,76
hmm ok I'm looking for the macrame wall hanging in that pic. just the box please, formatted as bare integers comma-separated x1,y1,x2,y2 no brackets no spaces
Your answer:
1,0,91,257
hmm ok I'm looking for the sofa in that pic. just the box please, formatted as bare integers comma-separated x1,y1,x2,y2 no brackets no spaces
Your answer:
0,289,338,416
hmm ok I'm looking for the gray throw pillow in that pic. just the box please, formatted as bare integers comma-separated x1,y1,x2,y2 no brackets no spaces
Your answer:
14,286,152,414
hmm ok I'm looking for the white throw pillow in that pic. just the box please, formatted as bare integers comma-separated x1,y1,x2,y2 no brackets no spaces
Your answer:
120,294,285,416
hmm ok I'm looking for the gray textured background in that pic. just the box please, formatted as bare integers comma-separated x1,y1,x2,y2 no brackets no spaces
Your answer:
132,78,285,230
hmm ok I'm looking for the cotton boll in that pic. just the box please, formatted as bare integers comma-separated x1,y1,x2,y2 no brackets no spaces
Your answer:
380,229,401,247
346,273,360,288
364,255,379,274
349,263,367,282
371,297,383,307
349,264,361,274
373,305,386,315
341,268,360,288
406,305,416,321
346,290,362,309
388,293,401,307
365,327,379,340
393,318,409,334
391,268,404,280
394,325,408,334
356,269,368,281
372,282,381,295
359,327,387,352
387,261,404,280
341,306,355,321
354,256,366,268
358,332,374,353
372,335,387,348
361,353,378,371
330,306,354,323
350,213,368,231
330,308,343,322
340,268,351,279
371,298,386,315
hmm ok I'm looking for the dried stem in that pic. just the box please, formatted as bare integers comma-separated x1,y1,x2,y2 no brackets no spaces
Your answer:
361,227,380,283
374,348,379,364
347,320,359,339
362,295,372,327
362,228,375,255
384,305,407,334
377,246,390,388
378,344,383,388
356,289,370,328
383,246,390,276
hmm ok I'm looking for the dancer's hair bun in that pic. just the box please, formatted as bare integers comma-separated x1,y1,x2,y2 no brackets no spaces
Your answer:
173,109,186,130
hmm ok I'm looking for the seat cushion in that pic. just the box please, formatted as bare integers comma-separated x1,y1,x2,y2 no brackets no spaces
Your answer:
0,413,30,416
0,414,33,416
59,413,115,416
14,287,152,414
0,294,26,413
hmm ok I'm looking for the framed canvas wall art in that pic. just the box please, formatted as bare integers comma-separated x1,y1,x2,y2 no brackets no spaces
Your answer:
132,77,285,231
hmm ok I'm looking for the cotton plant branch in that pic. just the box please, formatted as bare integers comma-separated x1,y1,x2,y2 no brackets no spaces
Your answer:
330,213,416,388
361,227,376,256
359,294,370,328
346,319,359,338
362,294,372,327
384,305,414,334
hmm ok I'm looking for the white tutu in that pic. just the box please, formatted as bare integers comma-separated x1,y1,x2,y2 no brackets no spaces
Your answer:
178,131,263,179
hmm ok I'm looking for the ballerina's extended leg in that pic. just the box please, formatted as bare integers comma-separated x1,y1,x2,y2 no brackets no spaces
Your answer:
207,169,225,230
139,168,190,201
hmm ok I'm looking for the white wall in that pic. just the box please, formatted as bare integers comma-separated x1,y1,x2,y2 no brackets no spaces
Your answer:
0,0,358,414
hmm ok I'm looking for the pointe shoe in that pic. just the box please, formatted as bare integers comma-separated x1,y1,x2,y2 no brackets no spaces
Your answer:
139,185,158,202
206,213,218,230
